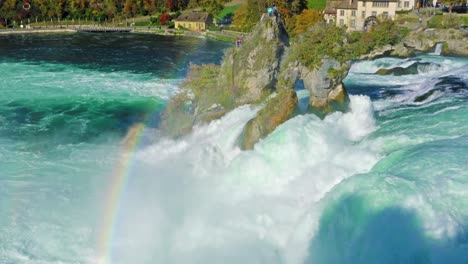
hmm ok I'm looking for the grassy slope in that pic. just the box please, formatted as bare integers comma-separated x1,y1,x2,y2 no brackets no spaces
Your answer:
308,0,327,10
217,5,240,19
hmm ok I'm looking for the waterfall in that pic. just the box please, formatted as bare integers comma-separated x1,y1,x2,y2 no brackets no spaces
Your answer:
433,43,443,56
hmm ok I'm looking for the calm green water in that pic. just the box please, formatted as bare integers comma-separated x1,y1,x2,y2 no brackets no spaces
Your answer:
0,33,467,264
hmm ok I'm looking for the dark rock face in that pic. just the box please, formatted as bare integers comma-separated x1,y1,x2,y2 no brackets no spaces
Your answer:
240,89,298,150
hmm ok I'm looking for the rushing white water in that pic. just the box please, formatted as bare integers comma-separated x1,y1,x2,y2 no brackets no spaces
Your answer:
1,33,468,264
107,95,380,264
433,43,443,56
105,54,468,264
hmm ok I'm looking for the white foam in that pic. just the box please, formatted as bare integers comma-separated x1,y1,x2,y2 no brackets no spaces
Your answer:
109,96,380,263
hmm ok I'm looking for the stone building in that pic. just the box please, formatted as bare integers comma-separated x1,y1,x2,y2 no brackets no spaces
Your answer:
326,0,416,31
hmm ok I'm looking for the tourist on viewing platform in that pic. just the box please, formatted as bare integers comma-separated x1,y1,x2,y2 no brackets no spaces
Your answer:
268,7,273,16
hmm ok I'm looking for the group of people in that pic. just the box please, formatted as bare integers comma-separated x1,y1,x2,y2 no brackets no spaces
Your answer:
267,4,278,17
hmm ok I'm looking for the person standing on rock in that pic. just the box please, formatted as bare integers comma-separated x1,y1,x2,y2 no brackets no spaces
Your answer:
268,7,273,16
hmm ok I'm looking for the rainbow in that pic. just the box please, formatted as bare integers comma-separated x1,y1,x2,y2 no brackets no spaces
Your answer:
96,123,146,264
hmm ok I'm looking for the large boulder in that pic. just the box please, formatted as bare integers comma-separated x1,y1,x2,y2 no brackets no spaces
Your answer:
278,57,350,116
302,58,350,114
359,43,413,60
240,89,298,150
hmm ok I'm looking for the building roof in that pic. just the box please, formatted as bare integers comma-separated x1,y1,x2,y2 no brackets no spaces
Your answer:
324,0,343,14
174,12,210,23
336,0,358,9
331,0,398,10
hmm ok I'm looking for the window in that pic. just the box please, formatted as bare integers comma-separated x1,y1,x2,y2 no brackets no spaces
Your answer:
372,1,389,7
372,11,377,16
362,1,366,6
351,19,356,27
340,10,345,16
383,11,388,17
339,19,344,25
404,1,409,7
361,11,366,18
398,1,401,7
351,10,356,16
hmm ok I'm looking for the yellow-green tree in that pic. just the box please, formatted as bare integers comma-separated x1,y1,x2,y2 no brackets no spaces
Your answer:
294,9,322,35
200,0,224,16
233,0,307,32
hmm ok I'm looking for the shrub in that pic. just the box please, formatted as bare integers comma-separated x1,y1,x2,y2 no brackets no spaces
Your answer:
289,20,408,70
427,14,462,28
182,64,236,110
396,10,411,14
150,16,159,25
290,24,349,69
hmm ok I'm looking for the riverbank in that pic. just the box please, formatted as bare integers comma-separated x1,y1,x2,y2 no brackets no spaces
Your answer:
0,27,240,43
0,28,75,34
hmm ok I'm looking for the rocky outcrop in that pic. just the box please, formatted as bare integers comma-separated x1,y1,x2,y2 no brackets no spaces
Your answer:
360,28,467,60
161,16,351,148
218,15,289,104
359,43,413,60
403,28,468,55
160,91,196,138
278,57,350,115
240,89,298,150
375,61,440,76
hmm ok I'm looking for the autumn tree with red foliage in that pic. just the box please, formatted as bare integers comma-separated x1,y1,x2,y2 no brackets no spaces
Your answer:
166,0,175,11
159,13,172,24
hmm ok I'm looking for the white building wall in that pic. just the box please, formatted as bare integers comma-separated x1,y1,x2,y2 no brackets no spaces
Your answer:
396,0,415,10
337,1,400,31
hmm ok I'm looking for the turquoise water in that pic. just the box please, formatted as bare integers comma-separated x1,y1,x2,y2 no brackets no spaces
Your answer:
0,33,231,263
1,33,468,264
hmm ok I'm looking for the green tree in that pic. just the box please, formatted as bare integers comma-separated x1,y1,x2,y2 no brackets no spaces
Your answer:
438,0,466,12
201,0,224,16
0,0,18,20
290,0,307,13
104,0,118,18
143,0,156,14
233,0,266,31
